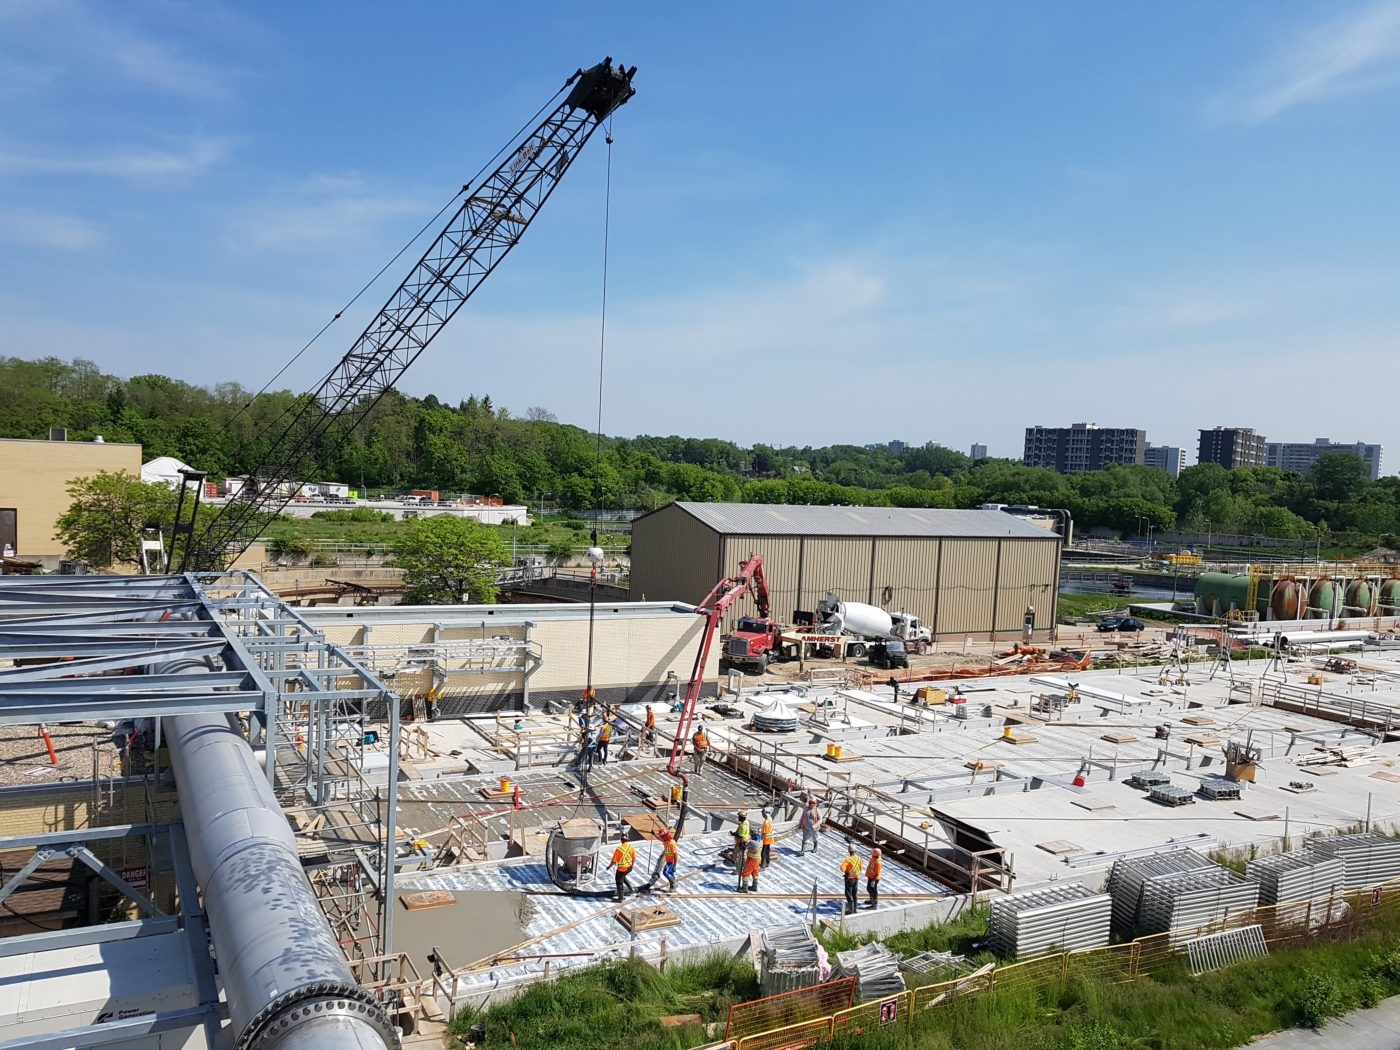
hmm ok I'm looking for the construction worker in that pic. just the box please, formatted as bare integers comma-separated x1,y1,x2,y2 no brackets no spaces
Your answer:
760,809,775,869
643,705,656,748
799,797,823,854
658,829,679,892
732,810,751,872
598,720,614,764
607,836,636,902
692,725,709,775
865,847,883,909
739,836,762,893
840,843,863,915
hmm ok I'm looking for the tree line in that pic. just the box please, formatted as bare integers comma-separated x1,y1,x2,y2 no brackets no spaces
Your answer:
5,355,1397,545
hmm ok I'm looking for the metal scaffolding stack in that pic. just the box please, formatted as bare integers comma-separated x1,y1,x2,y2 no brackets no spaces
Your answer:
757,924,827,996
1107,849,1214,933
1136,868,1260,943
986,883,1111,958
1307,833,1400,890
832,943,906,1002
1246,852,1347,905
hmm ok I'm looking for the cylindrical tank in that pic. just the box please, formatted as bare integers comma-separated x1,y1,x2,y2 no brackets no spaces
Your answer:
826,600,895,639
1194,572,1254,617
1269,579,1308,621
1344,579,1377,615
1381,578,1400,613
1307,579,1341,619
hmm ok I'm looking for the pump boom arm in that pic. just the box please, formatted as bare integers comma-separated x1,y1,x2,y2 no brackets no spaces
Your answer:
668,554,766,783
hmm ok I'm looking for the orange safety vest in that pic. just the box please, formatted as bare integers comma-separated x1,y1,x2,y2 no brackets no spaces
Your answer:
867,856,882,880
645,710,656,728
600,723,613,742
841,854,863,879
662,839,678,864
612,842,636,872
761,819,774,845
694,730,709,751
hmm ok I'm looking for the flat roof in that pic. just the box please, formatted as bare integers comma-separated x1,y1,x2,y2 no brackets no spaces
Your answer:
651,502,1058,540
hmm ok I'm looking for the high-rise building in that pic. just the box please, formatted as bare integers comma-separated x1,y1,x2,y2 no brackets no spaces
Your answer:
1198,427,1267,469
1143,444,1186,478
970,443,988,461
1022,423,1145,473
1265,438,1383,481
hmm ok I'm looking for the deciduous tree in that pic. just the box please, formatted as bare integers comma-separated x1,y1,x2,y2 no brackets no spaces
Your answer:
390,515,509,605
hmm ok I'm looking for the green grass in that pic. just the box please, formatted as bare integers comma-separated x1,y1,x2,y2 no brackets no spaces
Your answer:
1057,593,1132,620
453,900,1400,1050
447,954,757,1050
822,936,1400,1050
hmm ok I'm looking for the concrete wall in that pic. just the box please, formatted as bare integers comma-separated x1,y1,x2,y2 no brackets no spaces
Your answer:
317,606,718,714
0,438,142,561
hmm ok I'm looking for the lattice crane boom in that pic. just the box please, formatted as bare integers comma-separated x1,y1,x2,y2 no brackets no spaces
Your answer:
174,58,637,571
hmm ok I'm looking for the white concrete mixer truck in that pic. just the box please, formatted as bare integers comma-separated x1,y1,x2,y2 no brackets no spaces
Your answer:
723,591,932,673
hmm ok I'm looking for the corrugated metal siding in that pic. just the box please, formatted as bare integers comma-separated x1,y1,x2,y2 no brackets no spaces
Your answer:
935,539,998,635
720,536,803,626
629,503,721,606
872,539,940,628
800,538,873,613
993,539,1060,632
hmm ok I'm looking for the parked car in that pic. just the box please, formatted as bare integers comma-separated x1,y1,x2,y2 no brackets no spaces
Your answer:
868,638,909,669
1097,616,1145,633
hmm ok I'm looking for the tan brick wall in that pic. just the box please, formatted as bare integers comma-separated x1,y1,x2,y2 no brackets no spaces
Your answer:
0,783,179,838
0,438,142,559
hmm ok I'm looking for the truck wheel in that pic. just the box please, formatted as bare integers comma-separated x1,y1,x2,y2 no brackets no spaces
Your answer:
848,643,866,659
753,654,769,675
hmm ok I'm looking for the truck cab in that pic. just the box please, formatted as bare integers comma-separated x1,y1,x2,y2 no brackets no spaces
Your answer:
723,617,784,673
889,612,932,653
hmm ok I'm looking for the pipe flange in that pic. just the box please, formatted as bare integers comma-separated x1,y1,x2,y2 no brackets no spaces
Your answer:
236,982,399,1050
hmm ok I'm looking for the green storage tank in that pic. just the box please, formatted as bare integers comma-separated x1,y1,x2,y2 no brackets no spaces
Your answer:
1344,579,1376,615
1381,578,1400,613
1307,579,1341,618
1195,572,1255,618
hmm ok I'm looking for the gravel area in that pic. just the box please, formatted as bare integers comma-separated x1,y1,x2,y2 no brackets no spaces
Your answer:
0,722,117,788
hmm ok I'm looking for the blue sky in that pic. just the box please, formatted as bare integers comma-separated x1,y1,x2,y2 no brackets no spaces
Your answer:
2,2,1398,468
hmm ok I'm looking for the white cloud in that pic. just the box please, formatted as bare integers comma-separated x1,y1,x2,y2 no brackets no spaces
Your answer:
222,175,436,251
0,0,238,103
0,137,231,179
0,209,102,251
1210,0,1400,122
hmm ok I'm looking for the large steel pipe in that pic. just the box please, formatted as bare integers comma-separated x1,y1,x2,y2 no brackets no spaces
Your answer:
164,692,397,1049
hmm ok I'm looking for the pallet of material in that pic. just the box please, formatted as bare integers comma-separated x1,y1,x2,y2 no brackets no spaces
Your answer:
821,750,862,763
478,786,519,801
1149,784,1196,807
618,904,681,932
401,891,456,911
1000,731,1039,745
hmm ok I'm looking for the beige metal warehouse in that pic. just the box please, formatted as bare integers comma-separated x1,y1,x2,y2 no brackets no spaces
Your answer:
630,502,1063,639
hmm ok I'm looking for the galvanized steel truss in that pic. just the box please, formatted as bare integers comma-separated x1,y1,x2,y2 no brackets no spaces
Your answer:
0,573,405,1028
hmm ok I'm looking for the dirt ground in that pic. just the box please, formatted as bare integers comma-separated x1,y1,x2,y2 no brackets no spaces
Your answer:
735,620,1183,688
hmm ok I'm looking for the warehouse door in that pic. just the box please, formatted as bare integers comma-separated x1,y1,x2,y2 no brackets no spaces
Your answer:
0,508,15,556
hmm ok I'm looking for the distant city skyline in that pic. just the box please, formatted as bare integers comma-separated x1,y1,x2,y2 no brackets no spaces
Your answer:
2,4,1398,466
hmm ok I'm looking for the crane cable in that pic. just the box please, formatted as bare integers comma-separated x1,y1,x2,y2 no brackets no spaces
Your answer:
583,116,615,716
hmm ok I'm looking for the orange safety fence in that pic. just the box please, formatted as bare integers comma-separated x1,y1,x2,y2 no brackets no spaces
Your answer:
725,977,856,1042
734,1017,833,1050
830,990,911,1037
